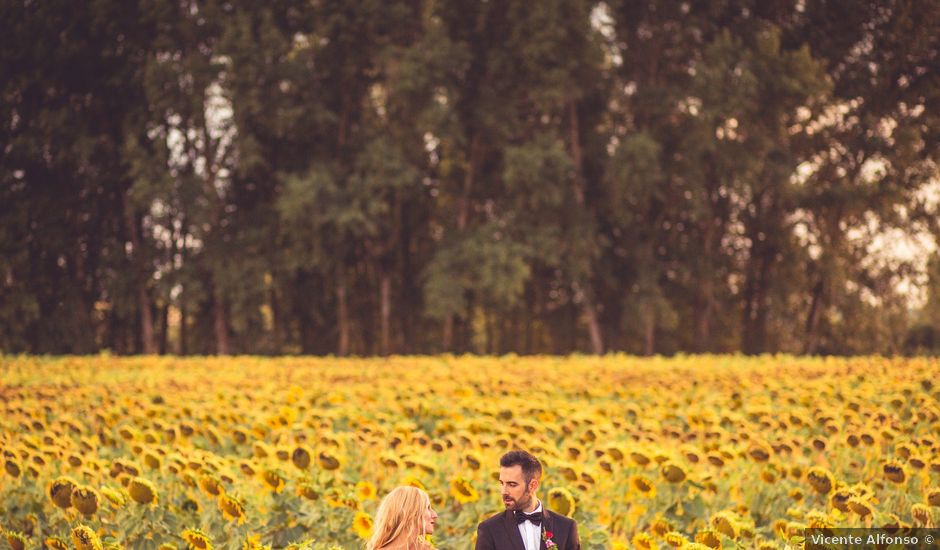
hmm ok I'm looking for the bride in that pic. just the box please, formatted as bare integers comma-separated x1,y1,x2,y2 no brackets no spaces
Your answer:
367,486,439,550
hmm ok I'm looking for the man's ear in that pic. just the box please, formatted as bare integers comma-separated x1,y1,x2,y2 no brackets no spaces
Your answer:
529,477,540,493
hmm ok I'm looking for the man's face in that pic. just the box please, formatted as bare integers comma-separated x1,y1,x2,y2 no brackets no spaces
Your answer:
499,465,538,511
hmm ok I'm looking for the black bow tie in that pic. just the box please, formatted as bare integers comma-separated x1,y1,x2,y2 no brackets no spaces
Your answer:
515,510,542,525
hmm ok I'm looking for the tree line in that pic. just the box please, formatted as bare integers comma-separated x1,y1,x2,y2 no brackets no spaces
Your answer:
2,0,940,356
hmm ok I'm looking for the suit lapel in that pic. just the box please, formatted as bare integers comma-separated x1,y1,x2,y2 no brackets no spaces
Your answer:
540,509,551,550
502,510,527,550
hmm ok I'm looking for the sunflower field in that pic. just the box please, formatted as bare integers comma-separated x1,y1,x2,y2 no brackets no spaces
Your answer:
1,354,939,549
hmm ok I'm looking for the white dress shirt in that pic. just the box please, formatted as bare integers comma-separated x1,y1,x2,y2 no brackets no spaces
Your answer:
517,501,543,550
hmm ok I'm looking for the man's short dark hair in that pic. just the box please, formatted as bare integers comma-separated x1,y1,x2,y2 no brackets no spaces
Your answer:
500,450,542,483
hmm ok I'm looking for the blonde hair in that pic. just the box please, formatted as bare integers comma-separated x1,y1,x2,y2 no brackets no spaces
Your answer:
366,486,433,550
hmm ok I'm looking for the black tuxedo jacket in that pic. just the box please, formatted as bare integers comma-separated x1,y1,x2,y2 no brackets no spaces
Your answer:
474,508,580,550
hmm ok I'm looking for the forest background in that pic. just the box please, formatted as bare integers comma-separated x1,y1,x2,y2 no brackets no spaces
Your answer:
3,0,940,357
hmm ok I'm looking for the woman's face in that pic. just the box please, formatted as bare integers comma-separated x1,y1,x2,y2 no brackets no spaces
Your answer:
422,503,438,534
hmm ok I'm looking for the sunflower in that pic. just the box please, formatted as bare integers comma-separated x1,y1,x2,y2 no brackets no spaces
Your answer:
884,461,906,484
239,461,256,477
198,475,225,497
547,487,576,516
291,447,311,470
806,467,834,494
706,454,725,468
71,484,100,516
49,476,78,509
805,510,833,529
630,475,656,498
318,451,341,471
71,525,104,550
450,476,479,504
694,529,721,549
464,452,482,471
352,511,373,540
760,468,776,484
6,531,27,550
848,497,873,517
181,528,213,550
401,475,426,491
219,494,247,524
912,503,932,526
296,483,319,501
660,462,686,484
356,480,377,501
143,451,162,470
45,536,70,550
630,451,651,466
650,517,673,537
746,442,771,462
4,457,22,477
607,446,625,462
261,469,285,493
927,489,940,507
558,465,578,482
830,488,852,512
380,454,402,469
128,477,158,504
632,532,655,550
242,533,271,550
101,486,128,507
710,511,738,539
232,428,248,445
325,488,348,508
663,531,688,548
252,443,270,459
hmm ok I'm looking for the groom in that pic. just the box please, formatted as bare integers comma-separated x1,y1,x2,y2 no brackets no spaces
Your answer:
475,450,581,550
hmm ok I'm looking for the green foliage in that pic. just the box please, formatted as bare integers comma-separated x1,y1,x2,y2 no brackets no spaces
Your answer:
424,226,531,319
2,0,939,355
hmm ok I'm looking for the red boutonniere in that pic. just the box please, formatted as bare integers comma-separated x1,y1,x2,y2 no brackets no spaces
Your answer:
542,528,556,548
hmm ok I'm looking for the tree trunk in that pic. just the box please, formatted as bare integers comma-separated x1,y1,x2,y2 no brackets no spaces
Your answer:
584,299,604,354
336,265,349,356
695,278,714,353
568,100,604,354
179,302,187,355
524,282,534,355
213,283,230,355
158,300,169,355
137,285,156,354
804,279,825,354
643,305,656,356
741,243,775,355
124,200,156,354
270,280,283,352
399,207,414,353
380,271,391,356
443,132,482,351
179,228,188,355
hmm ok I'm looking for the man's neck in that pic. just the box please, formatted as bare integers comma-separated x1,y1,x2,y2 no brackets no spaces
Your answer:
523,498,540,514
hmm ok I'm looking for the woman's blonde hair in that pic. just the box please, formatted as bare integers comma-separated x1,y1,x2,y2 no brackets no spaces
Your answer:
366,486,433,550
